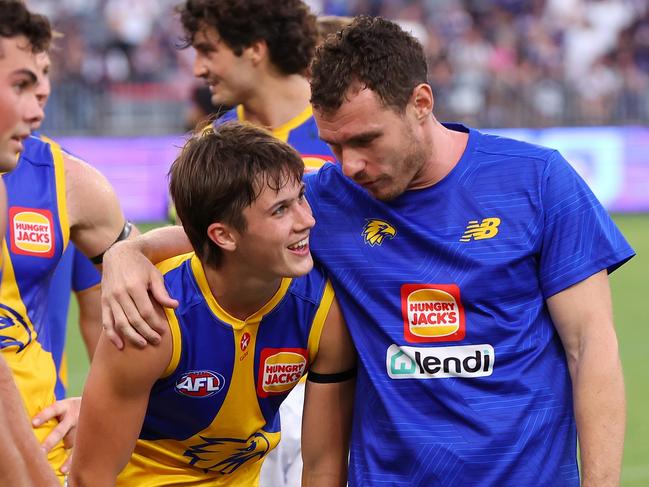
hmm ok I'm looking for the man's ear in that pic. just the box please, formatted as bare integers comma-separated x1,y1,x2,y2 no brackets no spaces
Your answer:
207,222,237,252
246,38,268,67
410,83,433,121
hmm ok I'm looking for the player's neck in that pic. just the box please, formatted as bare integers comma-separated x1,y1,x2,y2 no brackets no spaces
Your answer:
203,263,283,321
240,74,311,130
409,118,470,191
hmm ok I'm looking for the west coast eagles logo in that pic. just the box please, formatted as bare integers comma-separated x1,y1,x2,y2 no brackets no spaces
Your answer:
184,432,271,474
362,219,396,246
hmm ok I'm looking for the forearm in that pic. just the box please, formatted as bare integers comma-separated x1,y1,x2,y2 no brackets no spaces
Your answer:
570,339,625,486
301,381,353,487
116,225,191,264
0,361,57,485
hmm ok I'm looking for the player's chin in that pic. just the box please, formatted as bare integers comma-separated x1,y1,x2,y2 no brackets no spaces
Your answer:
285,252,314,277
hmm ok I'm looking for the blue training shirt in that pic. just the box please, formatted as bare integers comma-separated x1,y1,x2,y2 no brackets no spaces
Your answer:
305,123,634,486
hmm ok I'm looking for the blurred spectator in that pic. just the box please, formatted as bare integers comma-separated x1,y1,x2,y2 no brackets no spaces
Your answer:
26,0,649,134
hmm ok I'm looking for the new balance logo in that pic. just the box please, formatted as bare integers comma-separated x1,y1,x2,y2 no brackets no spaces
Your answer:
460,217,501,242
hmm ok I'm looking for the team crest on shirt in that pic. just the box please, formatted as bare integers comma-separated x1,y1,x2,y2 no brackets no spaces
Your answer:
257,348,308,398
175,370,226,398
362,219,396,246
401,284,466,343
9,207,55,258
0,303,33,352
184,432,270,474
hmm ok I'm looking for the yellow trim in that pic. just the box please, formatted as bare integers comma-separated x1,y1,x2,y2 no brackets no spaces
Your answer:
160,307,182,378
307,279,335,364
157,252,194,274
190,254,292,330
40,136,69,250
154,252,194,378
237,104,313,143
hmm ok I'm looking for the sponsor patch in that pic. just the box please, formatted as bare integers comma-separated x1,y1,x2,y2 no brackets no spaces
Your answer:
401,284,465,342
460,217,501,242
9,207,55,258
387,344,494,379
257,348,308,398
175,370,225,398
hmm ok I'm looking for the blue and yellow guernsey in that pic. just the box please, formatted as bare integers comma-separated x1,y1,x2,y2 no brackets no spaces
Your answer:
0,134,69,476
217,105,334,172
118,253,334,486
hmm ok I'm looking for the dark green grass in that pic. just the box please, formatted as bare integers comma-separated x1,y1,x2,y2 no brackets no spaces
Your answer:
65,216,648,484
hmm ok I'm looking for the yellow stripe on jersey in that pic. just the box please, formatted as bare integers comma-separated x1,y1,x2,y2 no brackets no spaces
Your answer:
190,254,292,329
40,136,69,250
236,104,314,144
161,307,182,379
0,243,66,480
307,279,335,364
157,252,194,378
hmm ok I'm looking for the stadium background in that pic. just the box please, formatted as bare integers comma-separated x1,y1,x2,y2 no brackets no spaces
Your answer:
24,0,648,484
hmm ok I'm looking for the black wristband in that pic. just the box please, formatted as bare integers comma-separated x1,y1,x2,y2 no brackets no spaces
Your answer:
307,367,357,384
90,221,133,265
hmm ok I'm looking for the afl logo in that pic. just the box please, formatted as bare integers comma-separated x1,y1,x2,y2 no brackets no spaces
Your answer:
175,370,225,398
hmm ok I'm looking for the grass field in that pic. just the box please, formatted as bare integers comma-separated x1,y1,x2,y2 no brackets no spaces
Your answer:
64,216,649,485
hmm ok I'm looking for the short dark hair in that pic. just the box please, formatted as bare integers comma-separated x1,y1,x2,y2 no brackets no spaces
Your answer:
310,16,428,113
0,0,52,55
169,122,305,268
177,0,317,75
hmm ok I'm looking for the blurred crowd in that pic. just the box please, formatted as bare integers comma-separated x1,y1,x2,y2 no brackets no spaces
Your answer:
29,0,649,133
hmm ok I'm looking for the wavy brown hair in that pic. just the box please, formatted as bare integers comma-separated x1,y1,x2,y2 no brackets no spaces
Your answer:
0,0,52,56
310,16,428,113
177,0,317,75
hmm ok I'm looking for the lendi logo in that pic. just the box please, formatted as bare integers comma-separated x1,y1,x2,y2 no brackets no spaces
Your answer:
387,344,494,379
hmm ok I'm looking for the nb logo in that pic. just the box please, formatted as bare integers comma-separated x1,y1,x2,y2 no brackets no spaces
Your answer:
460,218,501,242
362,219,396,246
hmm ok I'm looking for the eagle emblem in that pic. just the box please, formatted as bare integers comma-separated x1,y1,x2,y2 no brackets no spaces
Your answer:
183,432,271,474
0,304,33,352
362,219,397,246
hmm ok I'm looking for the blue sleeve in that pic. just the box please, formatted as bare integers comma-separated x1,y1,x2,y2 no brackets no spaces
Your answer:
71,246,101,292
539,150,635,298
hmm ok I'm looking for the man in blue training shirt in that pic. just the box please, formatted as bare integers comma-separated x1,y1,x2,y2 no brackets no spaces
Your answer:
99,15,634,487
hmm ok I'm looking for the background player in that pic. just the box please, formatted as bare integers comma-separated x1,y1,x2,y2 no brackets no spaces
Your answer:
1,2,139,480
0,1,58,484
20,49,103,473
69,122,355,486
181,0,333,171
100,15,635,486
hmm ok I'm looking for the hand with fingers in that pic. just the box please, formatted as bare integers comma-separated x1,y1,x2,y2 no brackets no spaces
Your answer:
101,240,178,349
32,397,81,475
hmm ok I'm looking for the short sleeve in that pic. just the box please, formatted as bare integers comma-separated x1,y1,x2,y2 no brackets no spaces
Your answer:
539,150,635,298
72,245,101,292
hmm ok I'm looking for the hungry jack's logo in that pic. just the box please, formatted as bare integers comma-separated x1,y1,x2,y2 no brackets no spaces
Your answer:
362,219,396,246
401,284,465,343
257,348,308,398
9,207,55,258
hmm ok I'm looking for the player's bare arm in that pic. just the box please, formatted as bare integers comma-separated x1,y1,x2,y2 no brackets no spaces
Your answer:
101,225,190,349
68,304,171,487
302,295,356,487
64,152,136,260
76,284,102,360
547,270,624,487
0,357,59,486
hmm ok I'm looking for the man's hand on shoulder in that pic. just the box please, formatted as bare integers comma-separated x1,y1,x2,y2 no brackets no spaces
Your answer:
101,239,178,349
